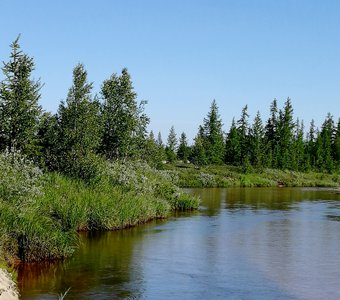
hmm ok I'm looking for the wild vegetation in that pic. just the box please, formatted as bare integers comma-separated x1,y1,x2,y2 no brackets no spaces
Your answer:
0,38,198,264
0,37,338,264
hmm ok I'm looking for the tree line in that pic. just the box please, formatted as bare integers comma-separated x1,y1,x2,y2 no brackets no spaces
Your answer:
164,98,340,172
0,37,339,179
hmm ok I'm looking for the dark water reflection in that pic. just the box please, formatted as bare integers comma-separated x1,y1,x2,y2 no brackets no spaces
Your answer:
18,187,340,299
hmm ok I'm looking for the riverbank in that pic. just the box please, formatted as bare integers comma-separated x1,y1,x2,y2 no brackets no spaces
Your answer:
0,269,18,300
0,151,338,266
164,164,340,188
0,154,199,264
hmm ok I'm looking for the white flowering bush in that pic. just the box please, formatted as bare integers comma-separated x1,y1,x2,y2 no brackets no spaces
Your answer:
199,172,216,187
103,161,199,210
0,150,43,204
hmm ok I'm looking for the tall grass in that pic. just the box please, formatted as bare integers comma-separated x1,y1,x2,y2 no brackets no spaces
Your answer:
0,152,199,263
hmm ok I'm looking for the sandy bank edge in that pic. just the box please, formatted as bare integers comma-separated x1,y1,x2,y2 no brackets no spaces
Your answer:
0,269,18,300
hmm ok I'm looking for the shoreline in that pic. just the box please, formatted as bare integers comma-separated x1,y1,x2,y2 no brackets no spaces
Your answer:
0,269,18,300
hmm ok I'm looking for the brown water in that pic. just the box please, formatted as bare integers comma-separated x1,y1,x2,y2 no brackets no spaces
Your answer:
18,187,340,299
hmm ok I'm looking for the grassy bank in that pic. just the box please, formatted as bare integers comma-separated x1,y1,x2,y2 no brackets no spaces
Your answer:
163,163,340,188
0,153,199,264
1,152,338,265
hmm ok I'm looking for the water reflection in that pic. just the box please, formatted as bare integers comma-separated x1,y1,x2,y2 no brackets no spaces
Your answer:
18,188,340,299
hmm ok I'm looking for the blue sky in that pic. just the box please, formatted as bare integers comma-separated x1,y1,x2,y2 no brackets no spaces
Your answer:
1,0,339,142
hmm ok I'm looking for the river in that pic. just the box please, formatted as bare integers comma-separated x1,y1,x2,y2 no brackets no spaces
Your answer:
18,187,340,299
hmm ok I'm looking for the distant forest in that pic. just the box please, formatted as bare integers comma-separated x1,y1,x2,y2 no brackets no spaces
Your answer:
0,37,339,180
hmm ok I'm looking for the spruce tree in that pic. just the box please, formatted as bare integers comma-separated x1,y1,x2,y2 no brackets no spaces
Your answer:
237,105,250,165
225,118,241,165
191,125,207,166
264,99,279,168
316,113,335,172
0,36,42,156
277,98,294,169
291,119,305,171
306,119,316,169
203,100,224,164
250,111,264,168
177,132,190,162
166,125,177,163
156,132,164,147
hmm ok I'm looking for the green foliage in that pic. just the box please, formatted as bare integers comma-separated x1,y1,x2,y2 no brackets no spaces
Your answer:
334,119,340,169
203,100,225,164
57,64,102,180
103,160,198,210
143,131,166,167
191,125,207,166
316,114,335,172
166,164,339,189
0,154,199,263
177,132,191,162
264,99,279,168
100,68,149,160
0,36,42,156
277,98,295,169
237,105,250,164
0,151,74,262
0,150,42,204
225,118,241,165
166,125,177,163
249,111,264,168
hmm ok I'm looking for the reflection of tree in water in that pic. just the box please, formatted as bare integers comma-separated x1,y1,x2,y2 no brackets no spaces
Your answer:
223,187,340,211
17,227,151,299
189,187,340,215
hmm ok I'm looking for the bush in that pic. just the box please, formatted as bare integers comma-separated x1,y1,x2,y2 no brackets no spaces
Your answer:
60,152,106,183
0,150,43,204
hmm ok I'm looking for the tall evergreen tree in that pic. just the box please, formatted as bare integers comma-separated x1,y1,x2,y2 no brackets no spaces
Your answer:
306,119,316,169
291,119,305,171
191,125,207,166
156,132,164,147
166,125,177,163
236,105,250,165
177,132,190,162
277,98,294,169
316,113,335,172
250,111,264,168
0,36,42,156
264,99,279,168
203,100,225,164
225,118,241,165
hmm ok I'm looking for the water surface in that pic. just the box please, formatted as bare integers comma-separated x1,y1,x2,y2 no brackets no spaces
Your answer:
18,187,340,299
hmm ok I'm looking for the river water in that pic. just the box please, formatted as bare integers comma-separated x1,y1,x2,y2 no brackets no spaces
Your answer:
18,187,340,299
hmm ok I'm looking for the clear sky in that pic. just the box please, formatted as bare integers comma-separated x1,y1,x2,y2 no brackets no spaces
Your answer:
1,0,339,142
